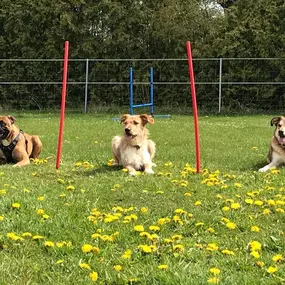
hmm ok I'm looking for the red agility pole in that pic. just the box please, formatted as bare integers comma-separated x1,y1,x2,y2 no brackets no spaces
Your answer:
186,41,201,173
56,41,69,169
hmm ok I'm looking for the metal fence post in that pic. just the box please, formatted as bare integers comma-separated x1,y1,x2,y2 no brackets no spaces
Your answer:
84,58,89,113
218,58,223,113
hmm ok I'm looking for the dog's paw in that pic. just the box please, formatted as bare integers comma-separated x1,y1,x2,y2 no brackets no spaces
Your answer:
145,168,154,174
128,171,137,176
258,166,269,172
152,162,157,167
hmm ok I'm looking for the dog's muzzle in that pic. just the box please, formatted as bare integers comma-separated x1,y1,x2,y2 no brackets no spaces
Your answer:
0,128,9,139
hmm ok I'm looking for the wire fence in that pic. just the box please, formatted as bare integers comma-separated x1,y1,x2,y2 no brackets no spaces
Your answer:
1,58,285,113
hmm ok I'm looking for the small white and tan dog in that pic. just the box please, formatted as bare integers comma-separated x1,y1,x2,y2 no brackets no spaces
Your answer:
259,116,285,172
112,114,156,175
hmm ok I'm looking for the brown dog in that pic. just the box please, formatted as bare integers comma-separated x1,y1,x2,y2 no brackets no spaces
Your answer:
259,116,285,172
0,115,42,166
112,114,156,175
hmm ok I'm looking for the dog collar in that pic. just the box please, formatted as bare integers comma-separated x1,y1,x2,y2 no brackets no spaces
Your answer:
0,131,24,163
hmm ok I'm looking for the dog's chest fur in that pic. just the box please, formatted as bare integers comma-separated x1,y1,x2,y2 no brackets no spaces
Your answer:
120,143,151,170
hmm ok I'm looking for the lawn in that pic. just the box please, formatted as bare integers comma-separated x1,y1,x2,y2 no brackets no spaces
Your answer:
1,112,285,285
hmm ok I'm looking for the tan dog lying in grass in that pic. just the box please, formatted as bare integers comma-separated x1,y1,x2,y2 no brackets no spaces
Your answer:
0,115,42,166
259,116,285,172
112,114,156,175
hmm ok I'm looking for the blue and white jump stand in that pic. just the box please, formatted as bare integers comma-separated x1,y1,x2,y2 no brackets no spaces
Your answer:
129,67,171,118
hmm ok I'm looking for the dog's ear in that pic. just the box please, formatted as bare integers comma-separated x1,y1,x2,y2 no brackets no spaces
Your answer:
140,114,154,126
270,117,281,126
7,115,16,124
120,114,129,123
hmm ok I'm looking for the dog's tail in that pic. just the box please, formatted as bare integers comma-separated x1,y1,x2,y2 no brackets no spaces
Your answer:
30,136,42,159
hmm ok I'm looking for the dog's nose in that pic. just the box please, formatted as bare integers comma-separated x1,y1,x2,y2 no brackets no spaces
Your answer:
279,130,284,137
125,128,131,134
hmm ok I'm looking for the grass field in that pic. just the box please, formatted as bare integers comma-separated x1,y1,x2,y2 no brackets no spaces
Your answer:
1,113,285,285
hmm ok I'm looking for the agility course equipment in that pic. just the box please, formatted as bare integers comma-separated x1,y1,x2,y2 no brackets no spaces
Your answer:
186,41,201,174
129,67,171,118
56,41,69,169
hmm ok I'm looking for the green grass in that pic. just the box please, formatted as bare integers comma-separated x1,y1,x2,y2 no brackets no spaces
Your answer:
1,113,285,285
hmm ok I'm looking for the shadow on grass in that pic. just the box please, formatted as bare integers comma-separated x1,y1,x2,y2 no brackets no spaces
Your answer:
74,164,123,176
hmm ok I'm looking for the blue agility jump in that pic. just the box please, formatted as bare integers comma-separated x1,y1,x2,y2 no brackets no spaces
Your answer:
129,67,171,118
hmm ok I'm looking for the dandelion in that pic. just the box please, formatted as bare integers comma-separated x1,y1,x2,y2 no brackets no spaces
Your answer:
234,183,242,188
0,215,4,221
44,241,55,247
36,209,45,215
206,243,219,252
89,271,98,282
81,244,94,253
251,251,260,259
113,265,122,272
32,235,44,240
158,264,168,270
194,201,201,206
107,159,114,166
256,261,265,267
184,192,191,197
267,266,278,274
221,249,235,256
149,225,160,232
121,249,132,259
245,198,253,204
140,207,148,213
66,185,75,191
79,263,91,270
206,227,215,233
12,203,20,209
231,203,240,209
263,208,271,215
251,226,260,232
249,241,262,251
56,260,64,265
133,225,144,232
207,277,220,284
209,267,221,275
37,196,45,201
226,222,236,230
222,206,230,212
272,254,283,262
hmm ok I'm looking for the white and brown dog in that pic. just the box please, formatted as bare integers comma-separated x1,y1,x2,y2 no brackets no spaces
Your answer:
0,115,42,166
259,116,285,172
112,114,156,175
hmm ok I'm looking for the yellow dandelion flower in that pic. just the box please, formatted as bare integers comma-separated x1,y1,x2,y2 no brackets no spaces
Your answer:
207,277,220,284
221,249,235,256
0,215,4,221
140,207,148,213
184,192,191,197
206,243,219,251
79,263,91,270
222,206,230,212
36,209,45,215
89,271,98,282
81,244,93,253
121,249,132,259
134,225,144,232
149,225,160,232
267,266,278,274
32,235,44,240
37,196,45,201
113,265,122,272
256,261,264,267
251,226,260,232
263,208,271,215
172,234,183,240
12,203,20,209
194,201,201,206
245,198,253,204
249,241,262,251
173,244,184,252
158,264,168,270
272,254,283,262
251,251,260,259
44,241,55,247
231,203,240,209
226,222,236,230
254,200,263,206
209,267,221,275
0,189,7,195
234,183,242,188
56,259,64,264
66,185,75,191
206,227,215,233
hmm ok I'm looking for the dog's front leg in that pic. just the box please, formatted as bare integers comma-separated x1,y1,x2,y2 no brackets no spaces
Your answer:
259,153,281,172
13,153,30,167
144,163,154,174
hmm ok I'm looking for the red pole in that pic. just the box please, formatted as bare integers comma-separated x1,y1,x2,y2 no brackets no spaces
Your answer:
186,41,201,173
56,41,69,169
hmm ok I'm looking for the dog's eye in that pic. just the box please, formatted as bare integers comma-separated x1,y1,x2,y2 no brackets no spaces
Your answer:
134,121,139,125
278,124,282,128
